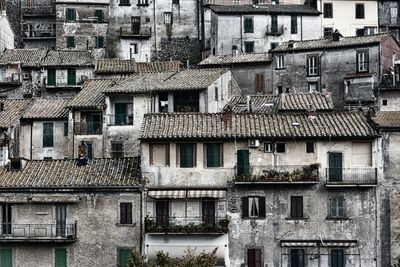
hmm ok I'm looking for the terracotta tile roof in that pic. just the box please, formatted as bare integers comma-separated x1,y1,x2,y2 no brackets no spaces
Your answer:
373,112,400,128
68,79,123,109
273,33,392,52
198,53,272,65
135,61,182,73
208,4,320,15
0,99,33,128
225,95,279,113
0,157,141,188
140,112,377,139
23,98,71,119
0,48,47,68
95,59,137,74
105,69,229,93
41,50,94,67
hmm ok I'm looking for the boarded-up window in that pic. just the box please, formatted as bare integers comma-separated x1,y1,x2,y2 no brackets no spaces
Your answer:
150,143,170,166
352,142,372,166
255,73,265,93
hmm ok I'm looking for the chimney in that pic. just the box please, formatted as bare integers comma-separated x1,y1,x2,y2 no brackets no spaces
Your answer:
332,30,343,42
246,95,252,112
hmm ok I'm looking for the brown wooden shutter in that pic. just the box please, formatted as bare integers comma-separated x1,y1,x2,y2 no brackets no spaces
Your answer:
255,249,262,267
127,203,132,224
290,196,303,218
259,196,266,218
242,197,249,218
248,249,255,267
255,74,260,92
120,203,126,223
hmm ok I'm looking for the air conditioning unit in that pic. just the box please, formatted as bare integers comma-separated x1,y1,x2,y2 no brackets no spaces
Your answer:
248,139,260,148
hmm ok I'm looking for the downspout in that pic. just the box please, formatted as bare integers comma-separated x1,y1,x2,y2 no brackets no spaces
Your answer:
300,15,303,41
72,112,75,159
319,49,326,93
30,121,33,160
240,15,243,52
153,0,157,60
200,0,205,51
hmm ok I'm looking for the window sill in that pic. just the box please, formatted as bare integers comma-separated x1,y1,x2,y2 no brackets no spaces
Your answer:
119,4,131,6
116,223,136,227
285,217,309,221
326,217,350,221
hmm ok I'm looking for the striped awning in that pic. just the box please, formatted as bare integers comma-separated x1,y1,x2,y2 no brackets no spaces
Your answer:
281,240,357,247
322,241,357,247
147,190,226,199
281,242,318,247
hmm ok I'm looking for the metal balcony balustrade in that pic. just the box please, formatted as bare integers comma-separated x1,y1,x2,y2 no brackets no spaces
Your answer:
325,167,377,186
235,164,319,184
74,121,102,135
0,74,21,85
266,25,285,35
46,76,87,88
120,26,152,38
107,114,134,126
0,223,76,242
145,216,229,234
23,30,56,39
21,6,56,16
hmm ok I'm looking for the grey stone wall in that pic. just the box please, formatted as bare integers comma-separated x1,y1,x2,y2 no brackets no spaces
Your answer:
158,37,201,65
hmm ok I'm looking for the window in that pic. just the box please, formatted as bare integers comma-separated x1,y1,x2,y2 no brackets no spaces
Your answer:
365,27,375,35
173,91,199,112
149,144,170,166
276,55,284,69
130,43,138,58
158,92,169,112
382,99,388,106
111,142,124,158
1,204,12,235
357,50,369,73
329,196,346,218
43,123,53,147
119,0,130,5
172,0,179,4
264,142,273,153
290,196,303,218
308,82,319,92
120,202,133,224
87,143,93,160
138,0,149,5
271,15,278,33
324,27,333,39
67,69,76,85
95,9,103,22
118,249,132,267
306,142,314,153
66,36,75,48
270,42,279,50
291,16,297,34
47,69,56,86
113,102,133,125
356,28,364,37
255,73,265,93
277,86,283,94
214,85,219,101
244,41,254,53
244,17,254,33
290,249,305,267
307,55,319,76
247,249,262,267
276,143,286,153
66,8,76,21
64,122,68,136
331,249,345,267
242,196,265,219
95,36,104,48
355,3,365,19
323,3,333,18
0,248,12,267
164,12,172,24
77,112,102,135
206,143,222,168
44,157,53,160
55,248,67,267
179,143,196,167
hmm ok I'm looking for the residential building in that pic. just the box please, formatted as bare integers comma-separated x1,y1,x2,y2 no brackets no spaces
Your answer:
0,9,15,54
20,0,56,49
378,0,400,40
0,157,141,267
271,32,400,110
208,4,322,56
318,0,378,37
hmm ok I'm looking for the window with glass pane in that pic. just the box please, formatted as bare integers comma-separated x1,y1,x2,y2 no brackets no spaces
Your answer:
206,143,222,167
330,196,345,218
276,55,284,69
244,17,254,33
324,3,333,18
43,122,53,147
271,15,278,33
120,202,133,224
180,143,195,167
331,249,345,267
66,8,76,21
244,41,254,53
290,249,305,267
291,16,297,34
307,55,319,76
67,69,76,85
357,50,369,72
248,197,259,218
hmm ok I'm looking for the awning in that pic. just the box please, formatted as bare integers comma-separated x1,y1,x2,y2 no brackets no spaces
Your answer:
281,241,318,247
148,190,187,199
0,195,28,203
187,190,226,198
281,240,357,247
322,241,357,247
148,190,226,199
30,195,80,203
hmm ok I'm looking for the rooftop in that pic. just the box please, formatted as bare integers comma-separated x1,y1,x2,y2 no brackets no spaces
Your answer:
199,53,272,66
0,157,141,188
0,48,47,68
373,111,400,129
140,112,377,140
208,4,321,15
41,50,94,67
95,59,182,74
0,99,33,128
23,98,70,119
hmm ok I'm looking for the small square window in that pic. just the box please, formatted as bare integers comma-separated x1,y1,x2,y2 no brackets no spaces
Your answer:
276,143,286,153
164,12,172,24
270,42,279,50
119,0,131,5
324,27,333,39
264,143,273,153
382,99,388,106
244,41,254,53
306,142,314,153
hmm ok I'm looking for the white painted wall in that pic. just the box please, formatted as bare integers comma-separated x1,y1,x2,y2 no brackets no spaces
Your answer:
0,12,14,55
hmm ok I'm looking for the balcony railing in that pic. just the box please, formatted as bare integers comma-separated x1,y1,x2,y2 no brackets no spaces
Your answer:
325,167,377,186
145,216,229,234
0,74,21,85
0,223,76,242
120,26,152,38
22,6,56,16
235,164,319,184
23,30,56,39
266,25,285,36
46,76,87,88
74,121,102,135
107,114,134,126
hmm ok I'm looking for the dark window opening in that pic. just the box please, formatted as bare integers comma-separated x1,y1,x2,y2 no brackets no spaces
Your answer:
323,3,333,18
179,143,196,167
43,122,53,147
111,142,124,158
324,27,333,38
247,248,262,267
356,3,365,19
119,0,130,6
306,142,314,153
159,92,169,112
95,9,103,22
77,112,102,135
206,143,222,167
290,249,305,267
242,196,266,219
291,15,298,34
66,36,75,48
244,41,254,53
290,196,303,218
120,202,133,224
382,99,388,106
67,69,76,85
331,249,345,267
276,143,286,153
95,36,104,48
173,91,199,112
255,73,265,93
66,8,76,21
244,17,254,33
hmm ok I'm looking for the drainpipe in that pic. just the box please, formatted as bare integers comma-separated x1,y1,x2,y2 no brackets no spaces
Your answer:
153,0,157,60
30,121,33,160
240,15,243,52
319,49,326,93
300,16,303,41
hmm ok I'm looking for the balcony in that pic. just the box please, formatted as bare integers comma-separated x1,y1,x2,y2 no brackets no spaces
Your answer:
21,6,56,17
0,74,21,85
266,25,285,36
235,164,319,185
120,26,152,39
325,168,377,187
0,223,76,243
46,76,87,88
22,30,56,40
107,114,134,126
74,121,102,135
145,216,229,234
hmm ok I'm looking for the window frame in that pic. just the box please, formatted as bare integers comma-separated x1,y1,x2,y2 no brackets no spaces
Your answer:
63,121,68,137
356,50,369,73
111,142,124,158
329,195,346,219
66,36,75,48
306,141,314,154
324,27,333,39
118,248,133,267
205,143,223,168
119,0,131,6
255,73,265,93
291,15,298,34
149,143,170,167
355,3,365,19
242,196,266,219
275,143,286,153
95,36,104,48
244,16,254,33
247,248,263,267
290,248,306,267
244,41,255,53
307,54,319,76
164,12,172,24
66,8,76,22
290,195,304,219
331,249,345,267
178,143,197,168
119,202,133,224
43,122,54,147
323,3,333,18
276,55,284,69
67,68,76,86
94,9,103,22
248,196,260,218
264,142,273,153
137,0,149,6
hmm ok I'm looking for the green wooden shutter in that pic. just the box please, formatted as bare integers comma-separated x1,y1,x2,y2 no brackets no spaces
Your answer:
331,249,344,267
47,69,56,86
206,143,220,167
338,196,345,217
241,197,249,218
271,15,278,33
237,150,250,176
244,18,253,33
66,36,75,48
0,249,12,267
55,248,67,267
119,249,132,267
115,103,127,125
291,15,297,34
43,123,54,147
96,36,104,48
328,153,343,182
180,144,194,167
95,9,103,22
67,69,76,85
66,9,76,21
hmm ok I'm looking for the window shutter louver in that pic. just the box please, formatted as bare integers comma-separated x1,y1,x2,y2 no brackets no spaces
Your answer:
259,196,266,218
242,197,249,218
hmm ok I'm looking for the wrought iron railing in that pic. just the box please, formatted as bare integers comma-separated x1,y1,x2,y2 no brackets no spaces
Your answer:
325,167,377,185
74,121,103,135
145,216,229,233
120,26,152,38
0,74,21,84
22,6,56,16
266,24,285,35
0,223,76,241
23,30,56,38
107,114,134,126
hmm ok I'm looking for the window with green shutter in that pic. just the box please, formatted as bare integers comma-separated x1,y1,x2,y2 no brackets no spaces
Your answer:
244,17,253,33
271,15,278,33
330,196,346,218
179,143,196,168
95,36,104,48
66,8,76,22
206,143,222,168
95,9,103,22
67,69,76,86
55,248,67,267
43,123,54,147
237,150,250,176
331,249,345,267
66,36,75,48
0,249,12,267
47,69,56,86
291,15,297,34
118,249,132,267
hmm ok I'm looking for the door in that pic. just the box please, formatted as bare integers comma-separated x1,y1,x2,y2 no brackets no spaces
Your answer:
2,204,12,236
131,16,141,35
247,249,262,267
329,152,343,182
55,205,67,237
55,248,67,267
155,200,169,227
202,199,215,226
0,249,12,267
237,150,250,176
115,103,127,125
